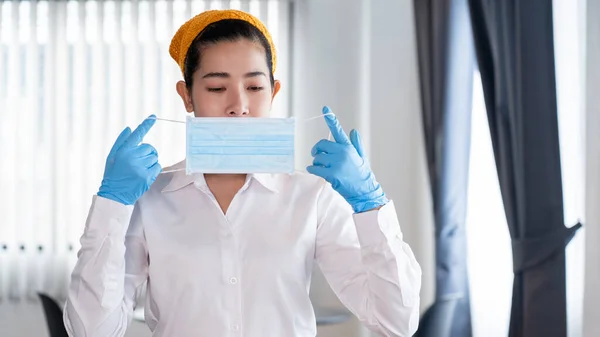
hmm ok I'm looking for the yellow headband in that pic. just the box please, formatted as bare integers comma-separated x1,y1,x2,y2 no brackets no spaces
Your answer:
169,9,277,75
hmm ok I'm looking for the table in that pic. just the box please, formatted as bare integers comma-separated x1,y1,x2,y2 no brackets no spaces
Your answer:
132,306,352,326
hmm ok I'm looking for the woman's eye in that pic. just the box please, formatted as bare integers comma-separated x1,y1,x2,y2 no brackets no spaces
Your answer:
248,86,264,91
207,87,224,92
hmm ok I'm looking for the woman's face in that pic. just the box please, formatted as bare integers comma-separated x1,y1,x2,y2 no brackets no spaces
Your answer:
176,39,280,117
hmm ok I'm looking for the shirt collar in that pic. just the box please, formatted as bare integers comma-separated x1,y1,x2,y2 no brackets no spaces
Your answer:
251,173,280,193
161,160,280,193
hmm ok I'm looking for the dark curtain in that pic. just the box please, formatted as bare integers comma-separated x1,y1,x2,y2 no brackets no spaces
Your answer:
413,0,475,336
467,1,582,336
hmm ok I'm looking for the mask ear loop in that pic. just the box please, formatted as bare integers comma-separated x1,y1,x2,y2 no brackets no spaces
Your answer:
300,112,334,141
160,168,187,174
154,113,336,174
155,117,186,124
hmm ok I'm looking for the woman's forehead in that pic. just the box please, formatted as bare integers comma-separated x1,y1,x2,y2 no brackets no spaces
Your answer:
198,40,269,75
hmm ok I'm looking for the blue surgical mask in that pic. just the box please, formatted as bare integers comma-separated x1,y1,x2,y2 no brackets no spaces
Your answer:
185,116,295,174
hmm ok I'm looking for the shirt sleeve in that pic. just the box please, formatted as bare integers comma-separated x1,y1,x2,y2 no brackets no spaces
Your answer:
63,195,149,337
315,182,422,337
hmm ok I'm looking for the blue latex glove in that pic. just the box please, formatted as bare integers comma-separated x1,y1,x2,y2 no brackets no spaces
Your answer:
97,115,162,205
306,106,389,213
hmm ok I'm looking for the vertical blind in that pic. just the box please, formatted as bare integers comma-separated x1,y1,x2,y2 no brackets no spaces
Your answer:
0,0,292,303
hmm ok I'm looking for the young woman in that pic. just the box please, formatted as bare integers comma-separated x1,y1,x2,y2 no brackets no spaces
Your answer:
64,9,421,337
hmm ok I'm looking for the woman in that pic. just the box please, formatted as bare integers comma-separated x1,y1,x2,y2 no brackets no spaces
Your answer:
64,9,421,337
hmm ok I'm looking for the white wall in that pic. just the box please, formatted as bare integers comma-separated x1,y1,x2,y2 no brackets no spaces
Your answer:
367,0,435,316
0,1,433,336
293,0,434,336
583,0,600,336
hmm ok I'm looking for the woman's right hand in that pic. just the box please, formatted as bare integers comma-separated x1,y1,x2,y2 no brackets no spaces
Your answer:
97,115,162,205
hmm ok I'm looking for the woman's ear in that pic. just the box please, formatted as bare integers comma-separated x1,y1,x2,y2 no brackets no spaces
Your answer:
176,80,194,112
271,80,281,102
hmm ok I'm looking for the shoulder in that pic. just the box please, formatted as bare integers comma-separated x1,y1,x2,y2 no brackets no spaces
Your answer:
268,171,341,203
277,170,327,191
139,160,188,202
287,170,325,185
152,162,184,191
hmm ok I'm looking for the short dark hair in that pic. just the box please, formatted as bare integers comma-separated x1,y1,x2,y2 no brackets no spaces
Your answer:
183,19,275,90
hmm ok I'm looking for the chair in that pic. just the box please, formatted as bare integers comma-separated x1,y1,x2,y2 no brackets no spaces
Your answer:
413,297,459,337
38,293,69,337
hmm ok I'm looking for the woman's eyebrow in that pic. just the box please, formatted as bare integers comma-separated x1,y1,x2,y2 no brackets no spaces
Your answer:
201,71,266,79
202,72,229,79
244,71,267,78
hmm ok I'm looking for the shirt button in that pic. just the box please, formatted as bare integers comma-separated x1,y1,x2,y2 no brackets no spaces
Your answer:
229,277,238,284
231,324,240,331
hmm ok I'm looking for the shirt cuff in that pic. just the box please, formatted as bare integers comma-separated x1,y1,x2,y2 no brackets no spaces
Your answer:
352,200,402,247
84,195,135,238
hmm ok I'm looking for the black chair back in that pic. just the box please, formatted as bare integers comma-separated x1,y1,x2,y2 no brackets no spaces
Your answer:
38,293,69,337
414,297,460,337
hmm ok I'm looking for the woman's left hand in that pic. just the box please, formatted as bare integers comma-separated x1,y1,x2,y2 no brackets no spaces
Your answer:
307,106,389,213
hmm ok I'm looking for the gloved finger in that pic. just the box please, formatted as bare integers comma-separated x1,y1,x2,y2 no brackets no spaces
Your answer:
148,161,162,180
135,143,158,157
311,139,343,156
313,153,333,168
108,127,132,159
139,153,159,168
349,129,365,158
306,165,332,181
124,115,157,149
322,106,351,145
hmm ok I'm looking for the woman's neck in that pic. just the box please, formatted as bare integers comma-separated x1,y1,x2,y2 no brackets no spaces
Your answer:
203,173,247,185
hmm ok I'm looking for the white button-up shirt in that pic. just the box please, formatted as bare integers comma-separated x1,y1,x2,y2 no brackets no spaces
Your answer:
64,161,422,337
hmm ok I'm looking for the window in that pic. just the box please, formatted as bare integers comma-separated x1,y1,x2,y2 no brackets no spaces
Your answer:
553,1,586,336
466,1,586,336
0,0,293,302
466,71,513,337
